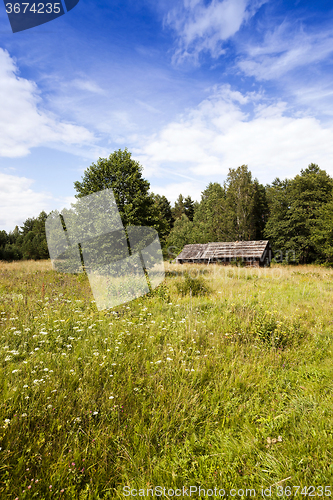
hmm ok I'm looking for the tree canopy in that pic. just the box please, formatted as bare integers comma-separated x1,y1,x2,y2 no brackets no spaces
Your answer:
3,152,333,266
264,163,333,263
0,211,49,261
74,148,160,229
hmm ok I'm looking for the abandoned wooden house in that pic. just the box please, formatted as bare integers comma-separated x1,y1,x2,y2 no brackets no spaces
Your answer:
175,240,272,267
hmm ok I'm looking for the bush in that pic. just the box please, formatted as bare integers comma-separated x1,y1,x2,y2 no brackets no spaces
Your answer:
148,282,171,302
176,272,210,297
249,308,305,348
1,244,22,261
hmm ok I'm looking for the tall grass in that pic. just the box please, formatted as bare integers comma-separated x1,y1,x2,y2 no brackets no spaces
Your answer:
0,260,333,498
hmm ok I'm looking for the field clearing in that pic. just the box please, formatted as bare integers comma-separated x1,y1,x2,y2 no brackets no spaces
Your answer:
1,260,333,498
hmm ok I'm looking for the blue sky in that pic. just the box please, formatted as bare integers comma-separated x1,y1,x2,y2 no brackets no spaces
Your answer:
1,0,333,231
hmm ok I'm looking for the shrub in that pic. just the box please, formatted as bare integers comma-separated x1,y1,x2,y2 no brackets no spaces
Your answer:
176,272,210,297
148,282,171,302
249,308,306,348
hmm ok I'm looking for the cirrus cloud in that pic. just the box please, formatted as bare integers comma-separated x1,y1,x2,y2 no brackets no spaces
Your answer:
238,23,333,81
165,0,268,64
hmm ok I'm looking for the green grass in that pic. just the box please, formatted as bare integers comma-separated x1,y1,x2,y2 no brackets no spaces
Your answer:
1,260,333,498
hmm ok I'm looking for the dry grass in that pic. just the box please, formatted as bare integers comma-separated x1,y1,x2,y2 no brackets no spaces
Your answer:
1,260,333,497
0,259,53,273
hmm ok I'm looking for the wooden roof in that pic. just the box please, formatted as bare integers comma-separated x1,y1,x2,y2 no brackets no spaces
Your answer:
176,240,270,261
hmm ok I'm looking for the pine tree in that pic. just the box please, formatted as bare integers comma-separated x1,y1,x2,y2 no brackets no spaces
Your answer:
172,194,186,221
184,196,195,221
264,164,333,263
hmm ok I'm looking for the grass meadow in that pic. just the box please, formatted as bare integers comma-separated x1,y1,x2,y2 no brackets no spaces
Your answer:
1,260,333,498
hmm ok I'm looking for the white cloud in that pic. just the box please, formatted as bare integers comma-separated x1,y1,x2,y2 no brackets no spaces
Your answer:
238,24,333,80
0,172,77,232
166,0,267,63
138,85,333,185
0,173,51,231
150,181,204,204
0,48,95,158
71,79,105,94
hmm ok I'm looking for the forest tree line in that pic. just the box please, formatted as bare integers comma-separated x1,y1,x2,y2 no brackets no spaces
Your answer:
1,149,333,265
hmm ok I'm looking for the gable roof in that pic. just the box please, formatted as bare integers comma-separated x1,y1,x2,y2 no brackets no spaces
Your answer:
176,240,270,261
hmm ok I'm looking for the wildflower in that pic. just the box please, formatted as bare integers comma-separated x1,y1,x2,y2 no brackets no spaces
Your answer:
21,413,27,417
93,411,98,415
12,369,19,373
109,396,114,399
166,357,172,361
3,419,10,429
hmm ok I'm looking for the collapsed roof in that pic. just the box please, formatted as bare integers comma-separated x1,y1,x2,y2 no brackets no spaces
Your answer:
175,240,271,263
